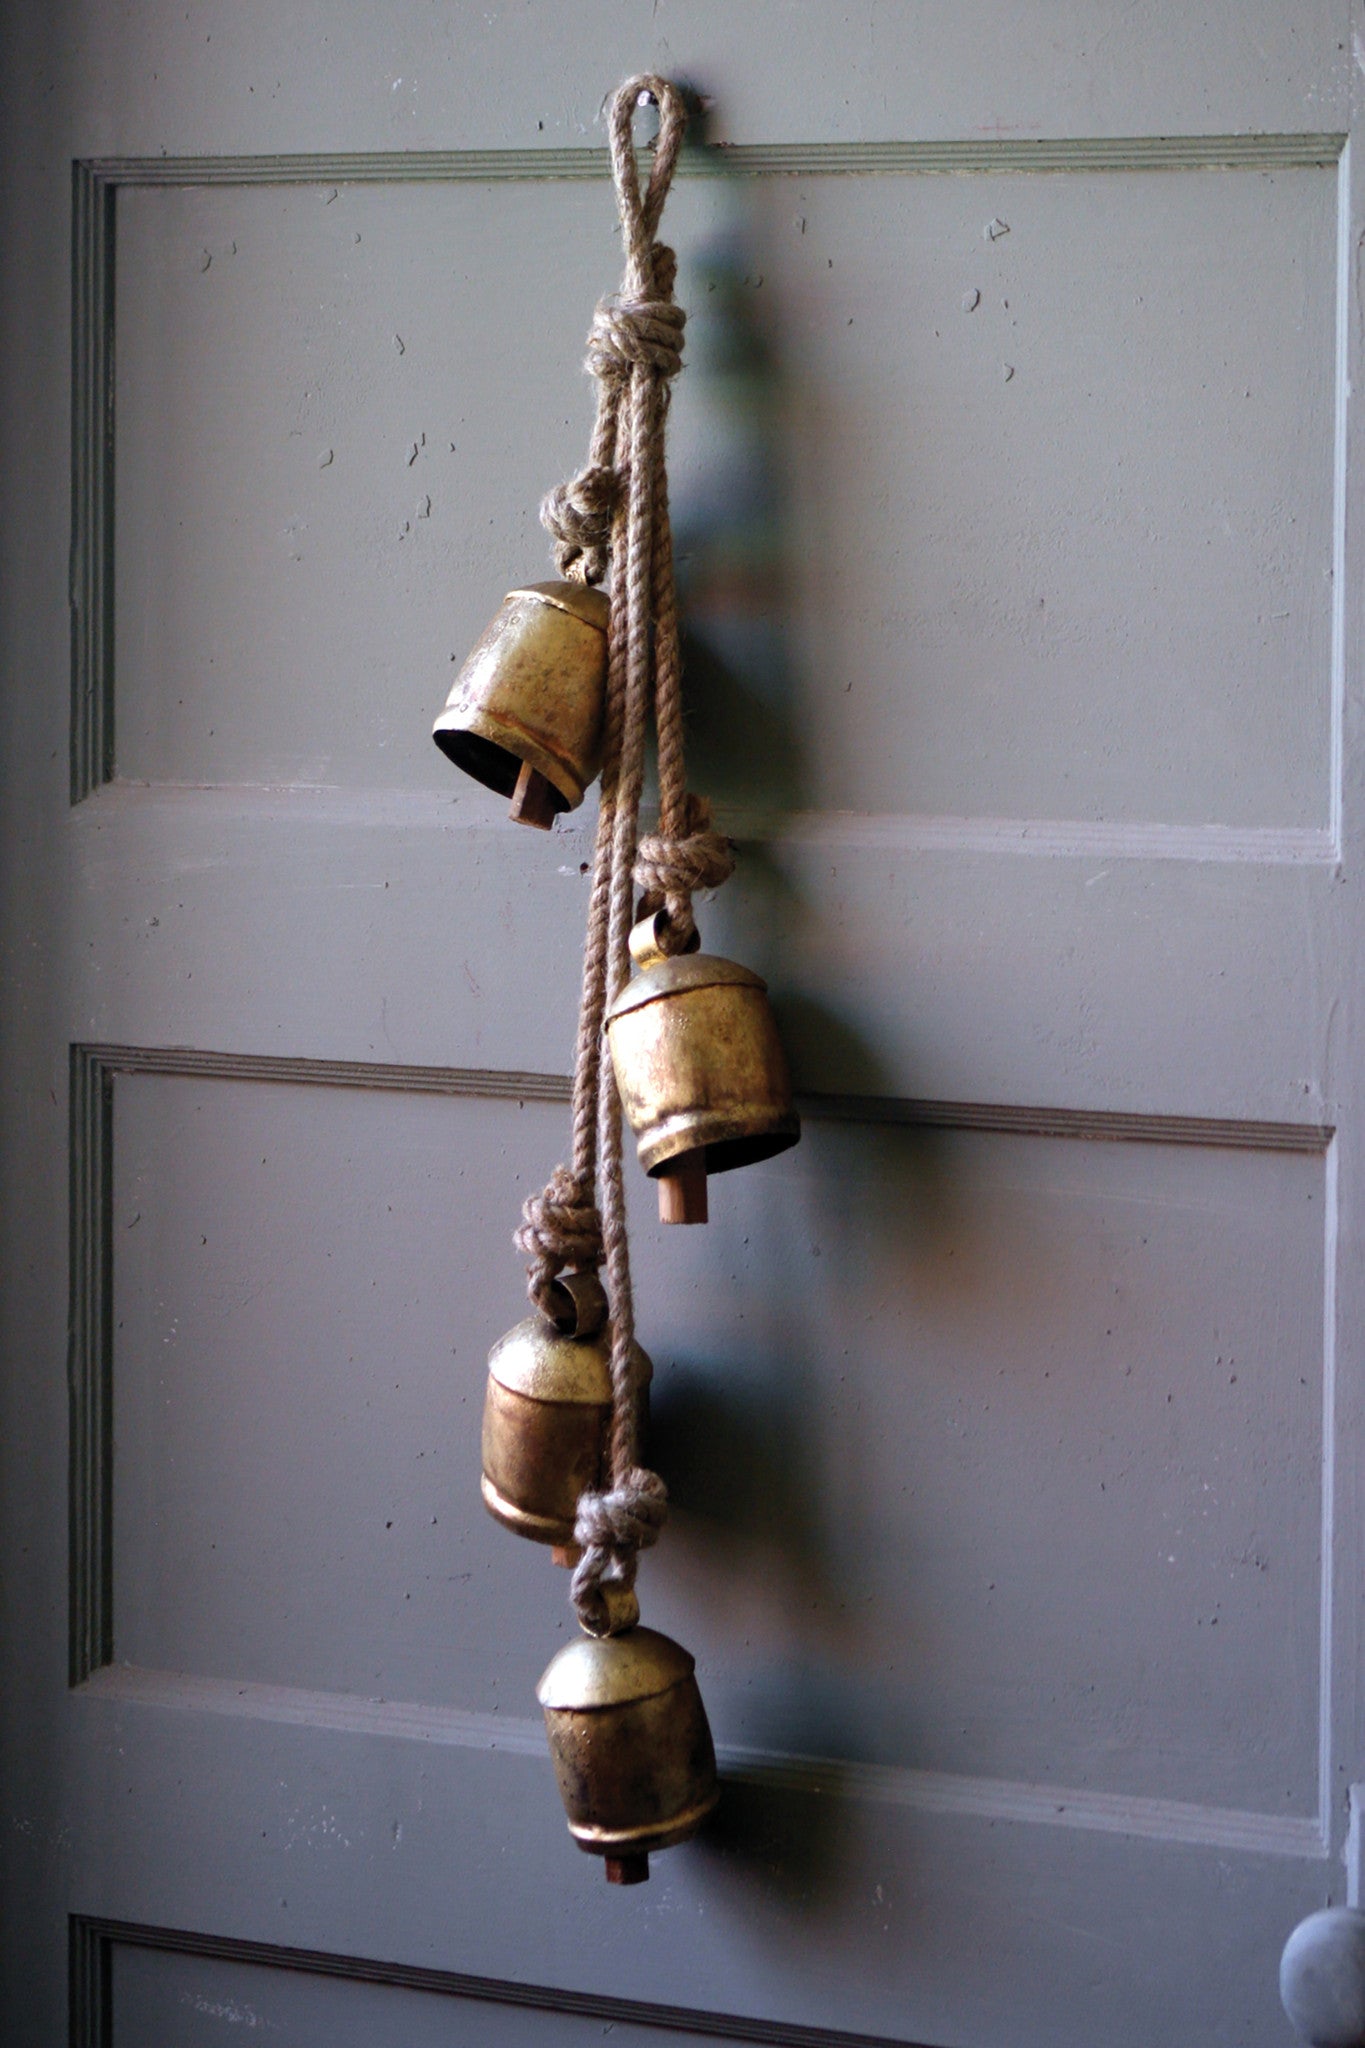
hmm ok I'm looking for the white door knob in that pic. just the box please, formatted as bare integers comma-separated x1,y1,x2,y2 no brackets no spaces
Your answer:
1282,1909,1365,2045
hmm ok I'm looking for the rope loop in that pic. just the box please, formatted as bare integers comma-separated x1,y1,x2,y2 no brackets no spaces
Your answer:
540,464,619,584
608,76,689,287
513,1163,603,1320
634,792,735,950
570,1466,669,1634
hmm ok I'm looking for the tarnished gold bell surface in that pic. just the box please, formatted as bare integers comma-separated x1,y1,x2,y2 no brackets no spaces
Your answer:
432,581,609,814
480,1316,613,1549
605,951,800,1177
537,1627,719,1882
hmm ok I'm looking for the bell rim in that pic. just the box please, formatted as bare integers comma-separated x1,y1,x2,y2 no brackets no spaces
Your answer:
487,1316,614,1405
507,579,611,633
431,708,587,811
641,1110,801,1177
604,951,770,1022
537,1626,696,1709
480,1473,577,1546
567,1786,721,1856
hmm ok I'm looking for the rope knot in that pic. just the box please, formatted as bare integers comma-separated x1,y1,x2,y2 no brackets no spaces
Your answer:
586,288,686,383
540,464,619,584
634,793,736,950
570,1466,669,1634
513,1164,603,1319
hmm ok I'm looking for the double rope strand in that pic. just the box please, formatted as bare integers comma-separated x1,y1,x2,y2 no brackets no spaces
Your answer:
517,76,732,1634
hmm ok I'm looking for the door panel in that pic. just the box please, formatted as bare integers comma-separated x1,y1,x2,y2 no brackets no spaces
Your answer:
113,162,1339,827
106,1941,746,2048
4,5,1362,2045
104,1056,1326,1808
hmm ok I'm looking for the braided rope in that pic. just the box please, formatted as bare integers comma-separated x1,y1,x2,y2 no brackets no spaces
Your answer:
517,76,727,1634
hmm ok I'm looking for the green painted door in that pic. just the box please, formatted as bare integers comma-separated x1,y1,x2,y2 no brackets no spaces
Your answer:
2,5,1359,2042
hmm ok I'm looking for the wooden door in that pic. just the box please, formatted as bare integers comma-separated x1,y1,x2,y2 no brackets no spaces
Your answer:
1,4,1359,2042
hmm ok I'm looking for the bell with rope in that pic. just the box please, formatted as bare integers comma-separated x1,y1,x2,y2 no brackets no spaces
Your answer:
480,1277,653,1568
538,1625,719,1885
605,911,800,1225
431,580,610,828
474,71,727,1890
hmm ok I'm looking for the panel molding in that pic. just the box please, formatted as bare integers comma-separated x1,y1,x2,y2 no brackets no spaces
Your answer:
68,1917,111,2048
68,1914,934,2048
70,161,115,803
1320,1136,1342,1825
69,776,1350,866
79,134,1346,188
71,131,1346,804
74,1040,1336,1148
1330,136,1353,849
76,1663,1329,1863
742,811,1340,866
68,1045,114,1685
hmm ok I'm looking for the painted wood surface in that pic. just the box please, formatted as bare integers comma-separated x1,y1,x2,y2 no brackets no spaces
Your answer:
3,3,1364,2043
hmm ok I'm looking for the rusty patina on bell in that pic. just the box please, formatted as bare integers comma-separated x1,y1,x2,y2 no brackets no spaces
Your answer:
605,920,800,1208
433,581,609,823
481,1307,653,1564
537,1626,719,1884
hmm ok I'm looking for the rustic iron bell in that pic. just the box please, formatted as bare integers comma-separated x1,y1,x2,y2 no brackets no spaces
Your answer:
605,914,800,1223
538,1626,719,1884
432,580,610,827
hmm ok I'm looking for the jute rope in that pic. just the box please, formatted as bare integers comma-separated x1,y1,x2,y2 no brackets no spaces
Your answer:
511,75,733,1636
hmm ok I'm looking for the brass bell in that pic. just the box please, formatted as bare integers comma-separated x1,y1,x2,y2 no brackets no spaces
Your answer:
481,1298,653,1567
432,581,610,828
605,915,800,1224
538,1626,719,1884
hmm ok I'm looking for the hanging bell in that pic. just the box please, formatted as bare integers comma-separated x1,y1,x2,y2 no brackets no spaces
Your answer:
605,914,800,1225
432,581,610,828
538,1626,719,1884
480,1288,653,1567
